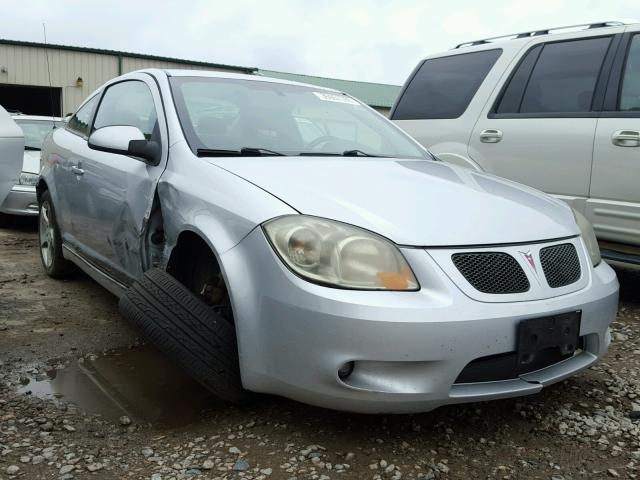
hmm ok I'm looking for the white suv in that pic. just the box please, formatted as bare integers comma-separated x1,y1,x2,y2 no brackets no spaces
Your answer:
392,21,640,266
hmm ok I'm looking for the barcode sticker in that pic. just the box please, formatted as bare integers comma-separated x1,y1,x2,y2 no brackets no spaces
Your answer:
313,92,360,105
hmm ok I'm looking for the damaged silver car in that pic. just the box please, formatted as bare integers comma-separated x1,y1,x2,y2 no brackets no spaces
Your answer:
38,70,619,413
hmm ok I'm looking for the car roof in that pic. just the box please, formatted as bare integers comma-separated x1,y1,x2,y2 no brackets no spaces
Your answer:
159,69,343,94
11,115,64,122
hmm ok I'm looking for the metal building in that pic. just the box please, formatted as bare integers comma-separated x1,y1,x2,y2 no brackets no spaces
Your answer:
0,39,400,117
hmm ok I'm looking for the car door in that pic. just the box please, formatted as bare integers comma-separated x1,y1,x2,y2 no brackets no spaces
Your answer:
469,32,622,211
52,94,100,239
67,75,168,284
589,29,640,248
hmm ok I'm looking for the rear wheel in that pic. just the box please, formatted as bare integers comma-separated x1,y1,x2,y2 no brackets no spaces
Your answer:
38,190,75,278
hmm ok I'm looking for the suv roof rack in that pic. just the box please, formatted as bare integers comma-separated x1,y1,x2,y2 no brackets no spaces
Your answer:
453,20,638,49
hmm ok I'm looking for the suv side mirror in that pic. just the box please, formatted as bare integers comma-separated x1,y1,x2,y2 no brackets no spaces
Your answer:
88,126,160,165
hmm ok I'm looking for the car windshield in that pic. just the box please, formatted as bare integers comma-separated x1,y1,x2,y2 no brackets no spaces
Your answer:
170,76,427,159
15,119,62,150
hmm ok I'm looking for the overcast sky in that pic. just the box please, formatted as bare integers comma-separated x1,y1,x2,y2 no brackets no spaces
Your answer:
2,0,640,85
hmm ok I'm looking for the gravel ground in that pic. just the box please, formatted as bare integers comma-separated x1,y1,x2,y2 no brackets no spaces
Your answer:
1,220,640,480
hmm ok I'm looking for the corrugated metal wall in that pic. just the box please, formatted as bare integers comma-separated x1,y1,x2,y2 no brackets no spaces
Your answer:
0,44,240,114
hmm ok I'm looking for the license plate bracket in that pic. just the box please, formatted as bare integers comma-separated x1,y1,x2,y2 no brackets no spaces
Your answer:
517,311,581,369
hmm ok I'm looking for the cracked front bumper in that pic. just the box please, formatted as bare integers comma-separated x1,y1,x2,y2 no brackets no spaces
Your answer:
222,228,619,413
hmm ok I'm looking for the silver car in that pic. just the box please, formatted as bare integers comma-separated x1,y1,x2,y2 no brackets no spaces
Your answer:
38,70,619,413
0,115,63,226
0,106,23,213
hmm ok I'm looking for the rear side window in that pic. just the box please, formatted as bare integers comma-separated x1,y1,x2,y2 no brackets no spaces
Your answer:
392,49,502,120
67,94,98,137
496,37,611,114
619,34,640,111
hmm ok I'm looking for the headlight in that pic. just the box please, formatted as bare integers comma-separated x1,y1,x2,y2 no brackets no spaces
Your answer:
263,215,419,291
19,172,39,186
572,209,601,267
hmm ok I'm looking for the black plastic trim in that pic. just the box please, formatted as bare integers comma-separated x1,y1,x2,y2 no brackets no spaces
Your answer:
601,249,640,266
405,234,580,250
602,32,640,116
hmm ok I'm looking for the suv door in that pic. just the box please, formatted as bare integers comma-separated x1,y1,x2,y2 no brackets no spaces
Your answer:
67,75,167,285
469,33,620,211
589,30,640,249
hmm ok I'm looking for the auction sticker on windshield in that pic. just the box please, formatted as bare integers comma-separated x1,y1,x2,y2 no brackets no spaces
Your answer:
313,92,360,105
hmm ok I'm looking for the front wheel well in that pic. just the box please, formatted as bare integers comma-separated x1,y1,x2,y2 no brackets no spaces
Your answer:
166,231,232,320
36,179,48,204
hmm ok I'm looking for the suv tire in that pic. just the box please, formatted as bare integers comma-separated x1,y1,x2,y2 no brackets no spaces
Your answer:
119,268,247,403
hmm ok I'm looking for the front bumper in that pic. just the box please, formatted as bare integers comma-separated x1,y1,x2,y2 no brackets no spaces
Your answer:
222,228,619,413
0,185,38,216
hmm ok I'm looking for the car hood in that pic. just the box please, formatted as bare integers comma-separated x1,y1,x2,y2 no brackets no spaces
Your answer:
208,157,579,246
22,150,40,174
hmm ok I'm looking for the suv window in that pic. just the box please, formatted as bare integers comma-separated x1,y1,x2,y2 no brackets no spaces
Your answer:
392,49,501,120
93,81,158,139
67,95,98,137
499,37,611,114
620,34,640,111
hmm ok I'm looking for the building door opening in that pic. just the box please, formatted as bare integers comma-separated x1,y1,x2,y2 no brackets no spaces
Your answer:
0,84,62,116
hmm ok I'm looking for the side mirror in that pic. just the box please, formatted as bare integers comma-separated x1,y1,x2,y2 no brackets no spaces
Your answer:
88,126,160,165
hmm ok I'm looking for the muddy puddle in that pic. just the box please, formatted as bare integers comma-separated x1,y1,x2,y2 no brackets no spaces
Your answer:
18,346,219,427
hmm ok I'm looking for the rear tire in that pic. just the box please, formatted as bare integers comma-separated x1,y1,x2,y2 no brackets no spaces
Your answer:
119,268,247,403
38,190,76,278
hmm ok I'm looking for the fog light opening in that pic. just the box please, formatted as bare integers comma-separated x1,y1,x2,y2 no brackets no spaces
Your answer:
338,361,355,380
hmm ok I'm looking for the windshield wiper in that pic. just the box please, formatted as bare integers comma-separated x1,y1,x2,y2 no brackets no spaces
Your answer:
342,149,379,157
297,149,380,157
197,147,285,157
24,146,41,151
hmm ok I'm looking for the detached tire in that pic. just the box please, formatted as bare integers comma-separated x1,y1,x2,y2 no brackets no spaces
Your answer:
119,268,247,403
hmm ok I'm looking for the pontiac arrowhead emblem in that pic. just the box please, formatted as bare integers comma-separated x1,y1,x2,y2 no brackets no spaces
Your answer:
519,250,537,273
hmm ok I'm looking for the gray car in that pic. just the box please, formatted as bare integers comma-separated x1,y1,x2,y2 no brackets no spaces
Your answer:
38,70,619,413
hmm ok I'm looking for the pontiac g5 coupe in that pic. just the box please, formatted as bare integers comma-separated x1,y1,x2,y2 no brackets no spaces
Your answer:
37,70,618,413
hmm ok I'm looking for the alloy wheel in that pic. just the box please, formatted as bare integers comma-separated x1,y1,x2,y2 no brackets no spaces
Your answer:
39,201,55,269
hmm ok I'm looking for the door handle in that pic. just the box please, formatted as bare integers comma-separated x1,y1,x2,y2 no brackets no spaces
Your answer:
71,165,85,176
480,129,502,143
612,130,640,147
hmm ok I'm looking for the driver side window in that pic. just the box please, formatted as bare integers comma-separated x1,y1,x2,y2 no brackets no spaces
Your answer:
93,81,159,140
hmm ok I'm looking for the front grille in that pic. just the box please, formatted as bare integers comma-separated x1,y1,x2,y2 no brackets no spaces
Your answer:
540,243,581,288
452,252,530,294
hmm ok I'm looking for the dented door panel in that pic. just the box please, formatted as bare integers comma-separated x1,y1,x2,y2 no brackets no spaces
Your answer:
70,73,169,282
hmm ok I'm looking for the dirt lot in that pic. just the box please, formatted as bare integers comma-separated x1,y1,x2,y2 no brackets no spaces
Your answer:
1,220,640,480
